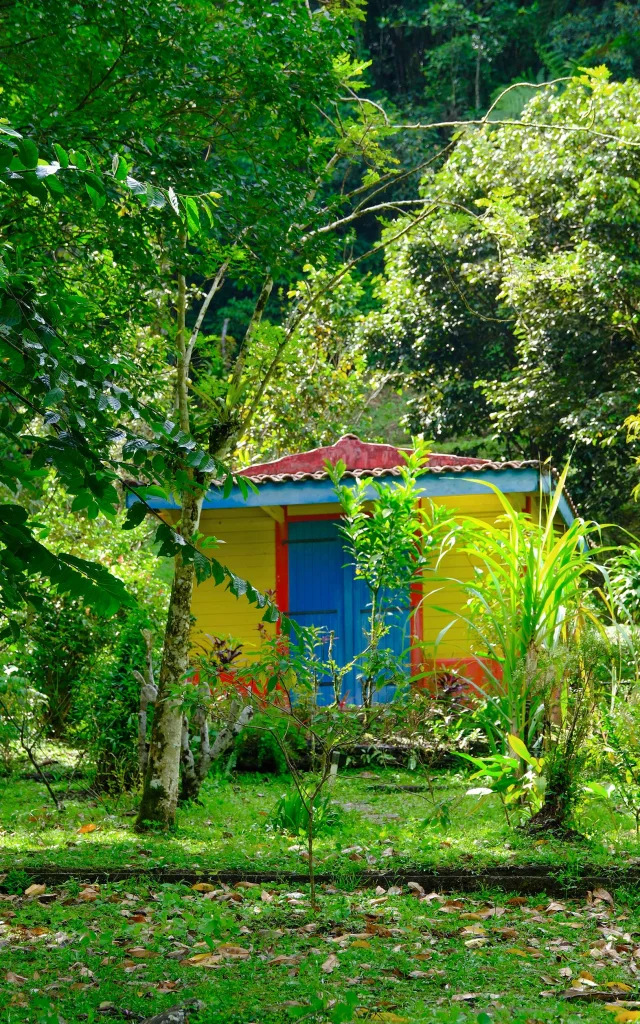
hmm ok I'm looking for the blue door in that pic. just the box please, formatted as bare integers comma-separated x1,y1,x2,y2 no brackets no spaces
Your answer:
287,519,410,704
287,520,346,705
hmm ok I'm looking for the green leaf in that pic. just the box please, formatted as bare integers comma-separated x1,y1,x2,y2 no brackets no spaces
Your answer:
86,183,106,210
53,143,69,168
122,501,149,530
507,734,535,765
17,138,38,169
184,196,201,236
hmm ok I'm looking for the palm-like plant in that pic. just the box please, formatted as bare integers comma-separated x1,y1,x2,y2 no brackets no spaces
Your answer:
453,465,605,755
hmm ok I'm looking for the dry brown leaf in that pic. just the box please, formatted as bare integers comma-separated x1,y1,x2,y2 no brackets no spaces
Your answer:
180,953,223,968
415,952,433,961
261,891,274,903
559,968,573,978
156,980,179,993
127,947,159,959
451,993,480,1002
461,925,486,936
507,897,528,906
505,948,529,957
351,940,371,949
269,955,301,965
322,954,340,974
611,1012,640,1023
606,984,634,993
191,883,216,893
464,937,488,949
594,888,615,906
6,972,27,984
580,971,595,981
78,887,99,902
78,823,97,834
367,1014,409,1023
24,884,45,897
217,943,251,959
235,881,259,889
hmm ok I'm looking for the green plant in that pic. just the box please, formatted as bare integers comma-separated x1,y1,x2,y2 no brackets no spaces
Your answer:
270,788,339,835
596,689,640,838
330,439,456,708
2,867,32,895
460,733,545,827
454,466,605,756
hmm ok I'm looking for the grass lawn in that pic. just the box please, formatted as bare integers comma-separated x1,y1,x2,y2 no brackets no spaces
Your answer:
1,877,640,1023
0,761,639,879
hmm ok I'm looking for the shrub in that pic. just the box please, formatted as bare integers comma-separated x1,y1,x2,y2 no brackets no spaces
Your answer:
270,788,339,835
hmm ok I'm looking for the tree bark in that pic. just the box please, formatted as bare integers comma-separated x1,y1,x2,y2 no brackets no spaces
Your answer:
136,485,203,828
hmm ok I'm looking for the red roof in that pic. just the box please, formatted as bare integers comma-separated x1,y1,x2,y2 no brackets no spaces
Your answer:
240,434,534,484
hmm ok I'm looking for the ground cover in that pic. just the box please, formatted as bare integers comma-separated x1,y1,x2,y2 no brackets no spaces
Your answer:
1,875,640,1024
1,765,638,880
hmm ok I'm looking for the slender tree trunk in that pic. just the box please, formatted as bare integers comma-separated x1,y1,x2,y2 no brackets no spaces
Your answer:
136,487,204,828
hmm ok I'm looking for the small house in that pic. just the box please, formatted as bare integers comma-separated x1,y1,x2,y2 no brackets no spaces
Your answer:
147,435,575,703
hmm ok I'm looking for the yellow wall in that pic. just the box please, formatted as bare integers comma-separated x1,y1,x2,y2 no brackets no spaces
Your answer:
192,492,529,662
419,492,526,658
192,508,276,652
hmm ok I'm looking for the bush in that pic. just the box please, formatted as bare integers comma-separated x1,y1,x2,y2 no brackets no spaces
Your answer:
232,713,308,774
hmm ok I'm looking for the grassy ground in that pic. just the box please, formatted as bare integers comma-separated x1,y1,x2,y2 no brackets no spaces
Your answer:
0,761,639,877
1,877,640,1024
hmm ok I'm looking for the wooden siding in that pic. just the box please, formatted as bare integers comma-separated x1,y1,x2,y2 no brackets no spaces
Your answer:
419,492,526,657
191,508,276,651
191,492,528,662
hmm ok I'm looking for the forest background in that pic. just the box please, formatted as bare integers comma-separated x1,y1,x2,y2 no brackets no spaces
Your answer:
2,0,640,791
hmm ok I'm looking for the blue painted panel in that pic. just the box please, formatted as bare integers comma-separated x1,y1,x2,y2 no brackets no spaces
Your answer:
287,520,410,705
129,467,545,512
349,573,410,704
287,520,345,702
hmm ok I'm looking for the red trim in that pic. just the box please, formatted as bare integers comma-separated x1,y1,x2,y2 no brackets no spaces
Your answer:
410,579,423,677
524,494,532,516
287,512,341,521
275,507,289,624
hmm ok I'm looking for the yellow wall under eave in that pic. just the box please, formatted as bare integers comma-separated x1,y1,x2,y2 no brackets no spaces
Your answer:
191,491,529,662
191,508,276,653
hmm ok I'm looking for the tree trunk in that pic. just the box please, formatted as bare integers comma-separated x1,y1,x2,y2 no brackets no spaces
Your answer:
180,699,253,803
136,486,203,829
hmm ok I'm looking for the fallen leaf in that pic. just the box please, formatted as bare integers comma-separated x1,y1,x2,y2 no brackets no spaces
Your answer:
156,980,179,993
78,823,97,834
612,1013,640,1023
78,887,99,902
507,897,528,906
269,955,301,966
127,947,159,959
180,953,223,967
322,954,340,974
452,993,481,1002
606,984,634,993
559,968,573,979
261,891,273,903
235,881,259,889
505,948,529,957
24,884,46,897
351,940,371,949
593,888,615,906
191,883,216,893
368,1014,409,1023
6,972,27,984
465,937,488,948
461,925,486,936
546,901,566,913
